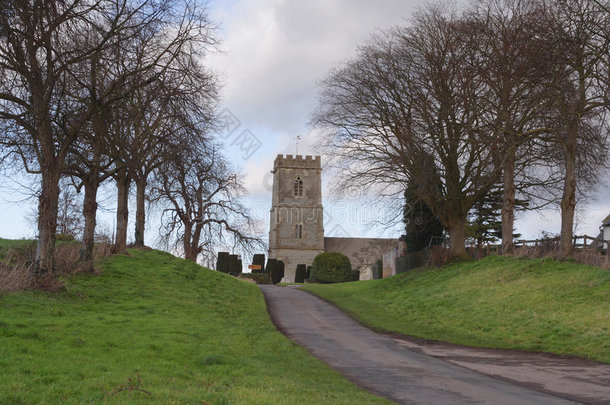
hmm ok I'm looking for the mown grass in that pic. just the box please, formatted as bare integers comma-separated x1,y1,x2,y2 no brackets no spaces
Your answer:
0,248,390,404
303,255,610,363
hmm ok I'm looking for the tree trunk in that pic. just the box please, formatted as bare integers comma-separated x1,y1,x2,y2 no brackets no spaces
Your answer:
448,215,467,258
502,148,516,254
185,246,198,262
80,178,98,272
134,177,147,247
184,221,203,262
113,169,130,254
190,223,203,262
34,165,61,275
183,222,195,261
560,133,577,257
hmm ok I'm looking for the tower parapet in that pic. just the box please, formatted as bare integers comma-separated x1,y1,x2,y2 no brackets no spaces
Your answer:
273,154,321,172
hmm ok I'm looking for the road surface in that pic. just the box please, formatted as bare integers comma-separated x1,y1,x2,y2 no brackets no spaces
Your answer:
259,285,610,405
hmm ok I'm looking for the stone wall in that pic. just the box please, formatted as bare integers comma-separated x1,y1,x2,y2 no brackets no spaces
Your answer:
324,237,396,280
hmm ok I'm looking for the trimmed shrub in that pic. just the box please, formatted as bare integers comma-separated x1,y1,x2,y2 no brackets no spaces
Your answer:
272,261,285,284
216,252,230,274
265,258,276,274
295,264,307,283
252,254,265,273
265,258,277,283
310,252,352,283
350,270,360,281
263,258,285,284
228,254,242,276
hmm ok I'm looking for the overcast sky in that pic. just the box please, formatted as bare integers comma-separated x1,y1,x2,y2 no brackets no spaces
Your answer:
1,0,608,243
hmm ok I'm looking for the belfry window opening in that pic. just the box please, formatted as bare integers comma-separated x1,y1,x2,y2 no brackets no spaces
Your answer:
294,176,303,197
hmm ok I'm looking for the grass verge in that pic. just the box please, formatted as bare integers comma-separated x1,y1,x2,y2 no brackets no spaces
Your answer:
0,248,390,404
302,255,609,363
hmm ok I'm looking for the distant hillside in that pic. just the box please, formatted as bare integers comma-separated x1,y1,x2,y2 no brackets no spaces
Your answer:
304,256,610,363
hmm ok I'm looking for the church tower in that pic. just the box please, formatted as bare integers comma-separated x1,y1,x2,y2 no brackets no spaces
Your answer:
268,154,325,282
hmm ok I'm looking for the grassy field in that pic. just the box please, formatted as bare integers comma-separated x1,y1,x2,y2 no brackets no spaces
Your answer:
0,238,34,251
303,255,610,363
0,248,390,404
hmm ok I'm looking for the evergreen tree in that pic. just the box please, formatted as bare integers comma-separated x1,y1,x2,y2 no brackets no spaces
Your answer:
468,188,525,248
403,185,444,252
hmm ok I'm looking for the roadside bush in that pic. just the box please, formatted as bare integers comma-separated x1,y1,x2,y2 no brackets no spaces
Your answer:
424,246,451,267
253,273,272,284
0,242,35,291
310,252,352,283
0,240,111,292
295,264,307,283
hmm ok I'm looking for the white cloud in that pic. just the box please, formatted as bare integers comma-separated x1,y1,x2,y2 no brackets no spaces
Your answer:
514,180,610,240
207,0,418,135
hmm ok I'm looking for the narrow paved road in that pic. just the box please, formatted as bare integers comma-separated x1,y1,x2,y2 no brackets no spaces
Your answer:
259,285,607,405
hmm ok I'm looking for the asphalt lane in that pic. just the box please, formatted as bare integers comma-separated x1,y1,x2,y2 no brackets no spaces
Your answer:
259,285,583,405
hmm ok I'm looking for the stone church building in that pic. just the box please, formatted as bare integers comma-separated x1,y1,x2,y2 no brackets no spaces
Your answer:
268,154,397,282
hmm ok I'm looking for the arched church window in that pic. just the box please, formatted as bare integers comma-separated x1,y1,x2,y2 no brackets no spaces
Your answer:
294,176,303,197
295,223,303,239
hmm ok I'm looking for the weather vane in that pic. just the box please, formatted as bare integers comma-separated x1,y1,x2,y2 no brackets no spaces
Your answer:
295,135,301,155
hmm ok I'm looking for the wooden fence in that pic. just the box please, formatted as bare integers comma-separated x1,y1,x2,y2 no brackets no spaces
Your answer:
513,235,606,249
431,235,608,255
486,235,608,254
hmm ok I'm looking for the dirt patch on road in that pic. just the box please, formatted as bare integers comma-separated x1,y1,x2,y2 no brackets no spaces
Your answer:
391,336,610,405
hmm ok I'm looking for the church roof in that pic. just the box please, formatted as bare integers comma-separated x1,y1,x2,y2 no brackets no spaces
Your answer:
324,237,397,268
603,214,610,226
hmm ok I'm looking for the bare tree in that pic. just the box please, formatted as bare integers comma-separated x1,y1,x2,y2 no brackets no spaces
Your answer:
59,0,218,259
0,0,217,272
64,119,116,269
126,61,217,248
56,182,84,238
0,0,134,273
153,143,263,263
542,0,610,256
467,0,561,253
313,6,500,257
105,1,218,254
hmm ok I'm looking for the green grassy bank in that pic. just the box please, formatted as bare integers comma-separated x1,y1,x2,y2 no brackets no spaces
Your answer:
303,256,610,363
0,248,389,404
